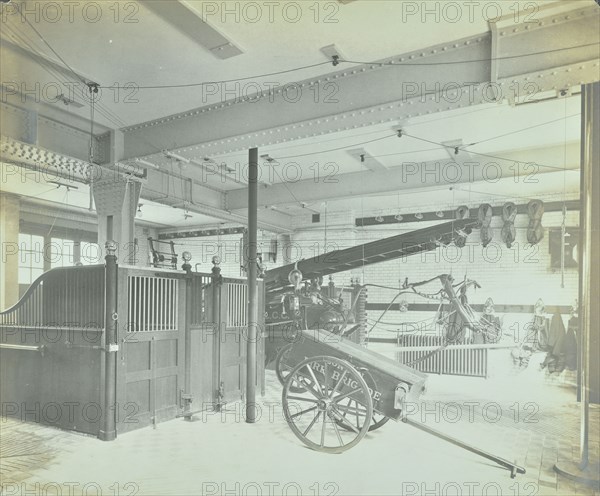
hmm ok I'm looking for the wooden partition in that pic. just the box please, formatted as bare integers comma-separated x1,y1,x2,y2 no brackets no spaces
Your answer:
188,274,265,415
114,267,265,432
0,264,266,437
0,266,105,435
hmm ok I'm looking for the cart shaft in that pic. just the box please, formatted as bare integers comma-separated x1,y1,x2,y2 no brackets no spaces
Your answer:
403,418,526,477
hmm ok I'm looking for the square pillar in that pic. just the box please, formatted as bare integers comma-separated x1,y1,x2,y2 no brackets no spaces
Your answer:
0,193,20,309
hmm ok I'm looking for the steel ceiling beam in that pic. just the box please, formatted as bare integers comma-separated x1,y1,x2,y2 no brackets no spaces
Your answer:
225,142,581,210
121,4,599,161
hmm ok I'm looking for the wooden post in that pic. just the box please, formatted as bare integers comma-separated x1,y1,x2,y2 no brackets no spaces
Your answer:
99,240,117,441
182,253,193,419
211,256,222,410
246,148,259,423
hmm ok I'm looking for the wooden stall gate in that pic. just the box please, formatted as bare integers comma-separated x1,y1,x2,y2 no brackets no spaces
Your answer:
116,268,186,432
187,275,265,415
0,266,106,435
0,263,265,438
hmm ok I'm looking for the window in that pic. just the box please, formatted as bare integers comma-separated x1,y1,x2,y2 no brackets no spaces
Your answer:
50,238,75,268
18,234,44,284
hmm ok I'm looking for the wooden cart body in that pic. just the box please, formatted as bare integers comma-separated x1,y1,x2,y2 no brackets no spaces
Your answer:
280,328,526,477
285,328,427,420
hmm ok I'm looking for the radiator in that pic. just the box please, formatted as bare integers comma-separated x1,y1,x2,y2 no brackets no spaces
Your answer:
395,334,488,378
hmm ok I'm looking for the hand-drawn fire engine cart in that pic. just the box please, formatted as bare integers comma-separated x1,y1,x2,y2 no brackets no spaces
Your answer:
263,220,525,477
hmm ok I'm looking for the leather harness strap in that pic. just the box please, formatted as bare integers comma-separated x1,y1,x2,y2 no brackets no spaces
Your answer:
454,205,470,248
527,200,545,245
478,203,494,247
500,202,518,248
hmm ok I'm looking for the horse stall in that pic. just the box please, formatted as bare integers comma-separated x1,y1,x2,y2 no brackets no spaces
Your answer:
0,259,265,439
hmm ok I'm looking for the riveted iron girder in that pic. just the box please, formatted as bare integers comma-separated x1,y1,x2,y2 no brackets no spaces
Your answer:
121,6,599,161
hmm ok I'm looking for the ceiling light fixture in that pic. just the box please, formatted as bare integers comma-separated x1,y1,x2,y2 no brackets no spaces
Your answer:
320,44,345,67
261,154,276,163
48,180,78,190
219,161,236,173
55,94,84,108
134,158,160,169
165,152,190,164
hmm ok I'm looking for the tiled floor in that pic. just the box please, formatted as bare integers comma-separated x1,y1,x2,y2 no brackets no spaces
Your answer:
1,368,599,496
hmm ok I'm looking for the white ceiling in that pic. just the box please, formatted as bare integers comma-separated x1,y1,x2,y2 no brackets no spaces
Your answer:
2,0,562,127
0,0,594,232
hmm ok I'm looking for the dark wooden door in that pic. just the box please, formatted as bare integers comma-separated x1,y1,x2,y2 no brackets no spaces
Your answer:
116,270,185,433
218,281,247,404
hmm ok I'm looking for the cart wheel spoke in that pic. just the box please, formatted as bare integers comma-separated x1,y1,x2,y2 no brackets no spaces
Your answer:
332,417,344,446
320,412,327,447
330,408,360,434
330,369,348,397
338,398,351,423
332,388,362,404
334,397,389,433
286,396,319,404
336,402,367,415
290,405,318,419
302,411,321,437
290,371,322,400
305,363,323,396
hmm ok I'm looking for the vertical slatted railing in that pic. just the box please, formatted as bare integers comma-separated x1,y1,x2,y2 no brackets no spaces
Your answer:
187,275,211,326
226,282,247,327
127,275,179,332
0,266,105,328
396,334,488,378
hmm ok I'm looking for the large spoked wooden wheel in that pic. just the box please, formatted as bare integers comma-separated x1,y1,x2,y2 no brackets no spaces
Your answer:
275,343,306,393
282,356,373,453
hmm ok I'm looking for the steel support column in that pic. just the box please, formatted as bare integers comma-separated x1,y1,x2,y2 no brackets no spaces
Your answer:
0,193,20,309
246,147,258,423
